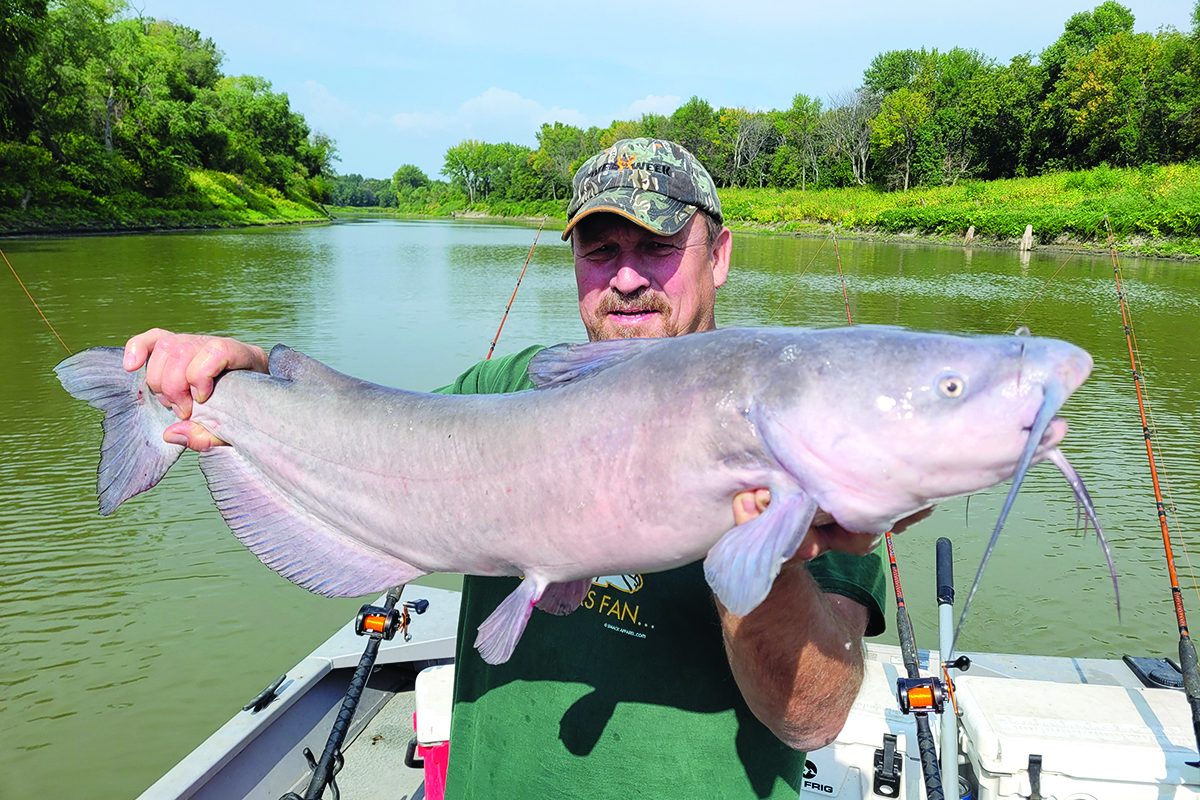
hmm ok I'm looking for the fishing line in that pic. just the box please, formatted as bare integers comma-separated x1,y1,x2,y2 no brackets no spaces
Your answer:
1104,226,1197,602
1105,216,1198,600
1105,215,1200,766
831,232,852,326
486,216,546,360
1003,216,1107,334
1,244,72,354
765,229,831,324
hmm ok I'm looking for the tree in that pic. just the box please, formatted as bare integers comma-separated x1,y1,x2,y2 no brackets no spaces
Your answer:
0,0,49,139
1049,30,1192,167
530,121,585,200
442,139,485,203
775,93,824,190
718,108,775,187
393,163,430,190
964,54,1040,178
668,96,718,171
1029,2,1137,170
863,49,923,96
1040,1,1136,81
871,87,930,190
826,89,878,186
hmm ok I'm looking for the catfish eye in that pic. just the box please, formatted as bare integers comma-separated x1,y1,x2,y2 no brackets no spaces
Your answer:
938,374,965,398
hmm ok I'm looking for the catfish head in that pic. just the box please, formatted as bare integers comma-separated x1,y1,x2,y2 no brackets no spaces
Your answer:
750,325,1094,534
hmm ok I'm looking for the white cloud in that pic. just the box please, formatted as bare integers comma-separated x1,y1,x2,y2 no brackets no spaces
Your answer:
390,87,588,141
295,81,385,131
390,110,454,134
621,94,682,118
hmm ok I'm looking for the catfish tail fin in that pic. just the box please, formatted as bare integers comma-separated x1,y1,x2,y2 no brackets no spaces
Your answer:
55,347,185,515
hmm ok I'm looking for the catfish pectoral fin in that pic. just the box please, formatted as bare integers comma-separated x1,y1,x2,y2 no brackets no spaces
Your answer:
704,491,818,617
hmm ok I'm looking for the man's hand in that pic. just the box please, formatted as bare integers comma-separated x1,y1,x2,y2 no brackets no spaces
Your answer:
123,328,268,451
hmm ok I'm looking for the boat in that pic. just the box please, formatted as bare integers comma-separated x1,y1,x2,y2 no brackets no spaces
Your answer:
138,581,1200,800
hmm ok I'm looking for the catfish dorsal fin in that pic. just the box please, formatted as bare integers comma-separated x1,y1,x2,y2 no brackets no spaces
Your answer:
268,345,375,392
528,338,663,389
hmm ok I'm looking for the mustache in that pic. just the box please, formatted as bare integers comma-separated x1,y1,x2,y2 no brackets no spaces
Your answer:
596,289,671,317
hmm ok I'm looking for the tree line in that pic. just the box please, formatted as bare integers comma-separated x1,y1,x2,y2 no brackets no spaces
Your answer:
0,0,336,212
343,1,1200,211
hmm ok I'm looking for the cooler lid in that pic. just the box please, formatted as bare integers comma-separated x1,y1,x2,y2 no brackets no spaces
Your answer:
955,674,1200,786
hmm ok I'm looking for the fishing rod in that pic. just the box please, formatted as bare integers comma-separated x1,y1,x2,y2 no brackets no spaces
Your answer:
830,237,946,800
281,587,429,800
1105,216,1200,766
885,533,946,800
1,245,72,354
831,232,852,326
486,216,546,360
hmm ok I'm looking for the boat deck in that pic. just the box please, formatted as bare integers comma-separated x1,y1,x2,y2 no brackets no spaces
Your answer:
335,683,424,800
144,586,1200,800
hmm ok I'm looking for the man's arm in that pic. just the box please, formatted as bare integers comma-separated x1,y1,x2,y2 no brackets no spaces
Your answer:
715,491,921,753
718,556,868,752
718,490,887,752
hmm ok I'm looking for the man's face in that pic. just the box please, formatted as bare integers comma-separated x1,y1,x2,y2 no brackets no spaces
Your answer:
572,213,732,342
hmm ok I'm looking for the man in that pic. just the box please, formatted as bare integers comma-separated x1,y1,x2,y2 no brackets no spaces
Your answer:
124,139,888,798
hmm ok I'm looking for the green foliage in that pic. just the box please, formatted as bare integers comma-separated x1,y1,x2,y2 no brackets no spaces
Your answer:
0,0,336,219
0,0,48,137
1040,1,1136,79
393,163,430,190
720,163,1200,252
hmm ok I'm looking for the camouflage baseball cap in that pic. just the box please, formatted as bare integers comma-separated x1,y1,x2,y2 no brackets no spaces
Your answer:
561,138,723,241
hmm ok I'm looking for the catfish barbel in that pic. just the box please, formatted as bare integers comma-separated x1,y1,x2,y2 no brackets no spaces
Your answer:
56,325,1113,663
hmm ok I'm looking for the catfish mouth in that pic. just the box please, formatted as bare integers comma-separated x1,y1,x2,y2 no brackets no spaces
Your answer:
1026,415,1069,457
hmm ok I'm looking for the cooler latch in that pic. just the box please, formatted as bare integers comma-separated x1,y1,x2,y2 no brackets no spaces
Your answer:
1028,753,1043,800
873,732,902,797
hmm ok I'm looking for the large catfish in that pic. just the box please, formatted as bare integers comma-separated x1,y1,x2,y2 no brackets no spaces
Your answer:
56,326,1111,663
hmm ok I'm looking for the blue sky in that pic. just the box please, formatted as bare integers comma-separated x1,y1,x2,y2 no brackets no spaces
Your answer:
138,0,1194,180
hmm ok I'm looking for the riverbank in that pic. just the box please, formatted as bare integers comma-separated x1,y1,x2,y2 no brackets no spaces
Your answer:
0,169,330,236
12,164,1200,259
722,163,1200,259
334,163,1200,260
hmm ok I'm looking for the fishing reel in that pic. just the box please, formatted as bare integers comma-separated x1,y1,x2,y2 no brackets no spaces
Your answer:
896,676,946,715
355,598,429,642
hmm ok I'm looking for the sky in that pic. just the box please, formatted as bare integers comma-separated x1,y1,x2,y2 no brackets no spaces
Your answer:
136,0,1195,180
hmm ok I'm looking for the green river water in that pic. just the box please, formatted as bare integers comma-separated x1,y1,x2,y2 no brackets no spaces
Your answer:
1,218,1198,798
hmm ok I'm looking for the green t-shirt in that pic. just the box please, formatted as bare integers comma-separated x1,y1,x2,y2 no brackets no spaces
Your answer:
435,346,887,799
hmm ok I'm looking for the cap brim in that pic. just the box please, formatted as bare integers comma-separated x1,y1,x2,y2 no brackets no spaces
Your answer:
561,188,697,241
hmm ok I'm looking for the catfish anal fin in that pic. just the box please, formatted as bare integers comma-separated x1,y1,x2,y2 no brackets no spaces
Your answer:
199,447,426,598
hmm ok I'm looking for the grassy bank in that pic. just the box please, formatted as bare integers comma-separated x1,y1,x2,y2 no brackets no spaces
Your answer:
0,169,330,236
332,197,567,221
12,164,1200,259
721,163,1200,258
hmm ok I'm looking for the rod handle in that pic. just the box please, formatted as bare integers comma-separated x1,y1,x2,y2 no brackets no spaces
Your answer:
936,537,954,606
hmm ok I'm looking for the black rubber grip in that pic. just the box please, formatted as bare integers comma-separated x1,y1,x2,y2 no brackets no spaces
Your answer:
936,537,954,605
